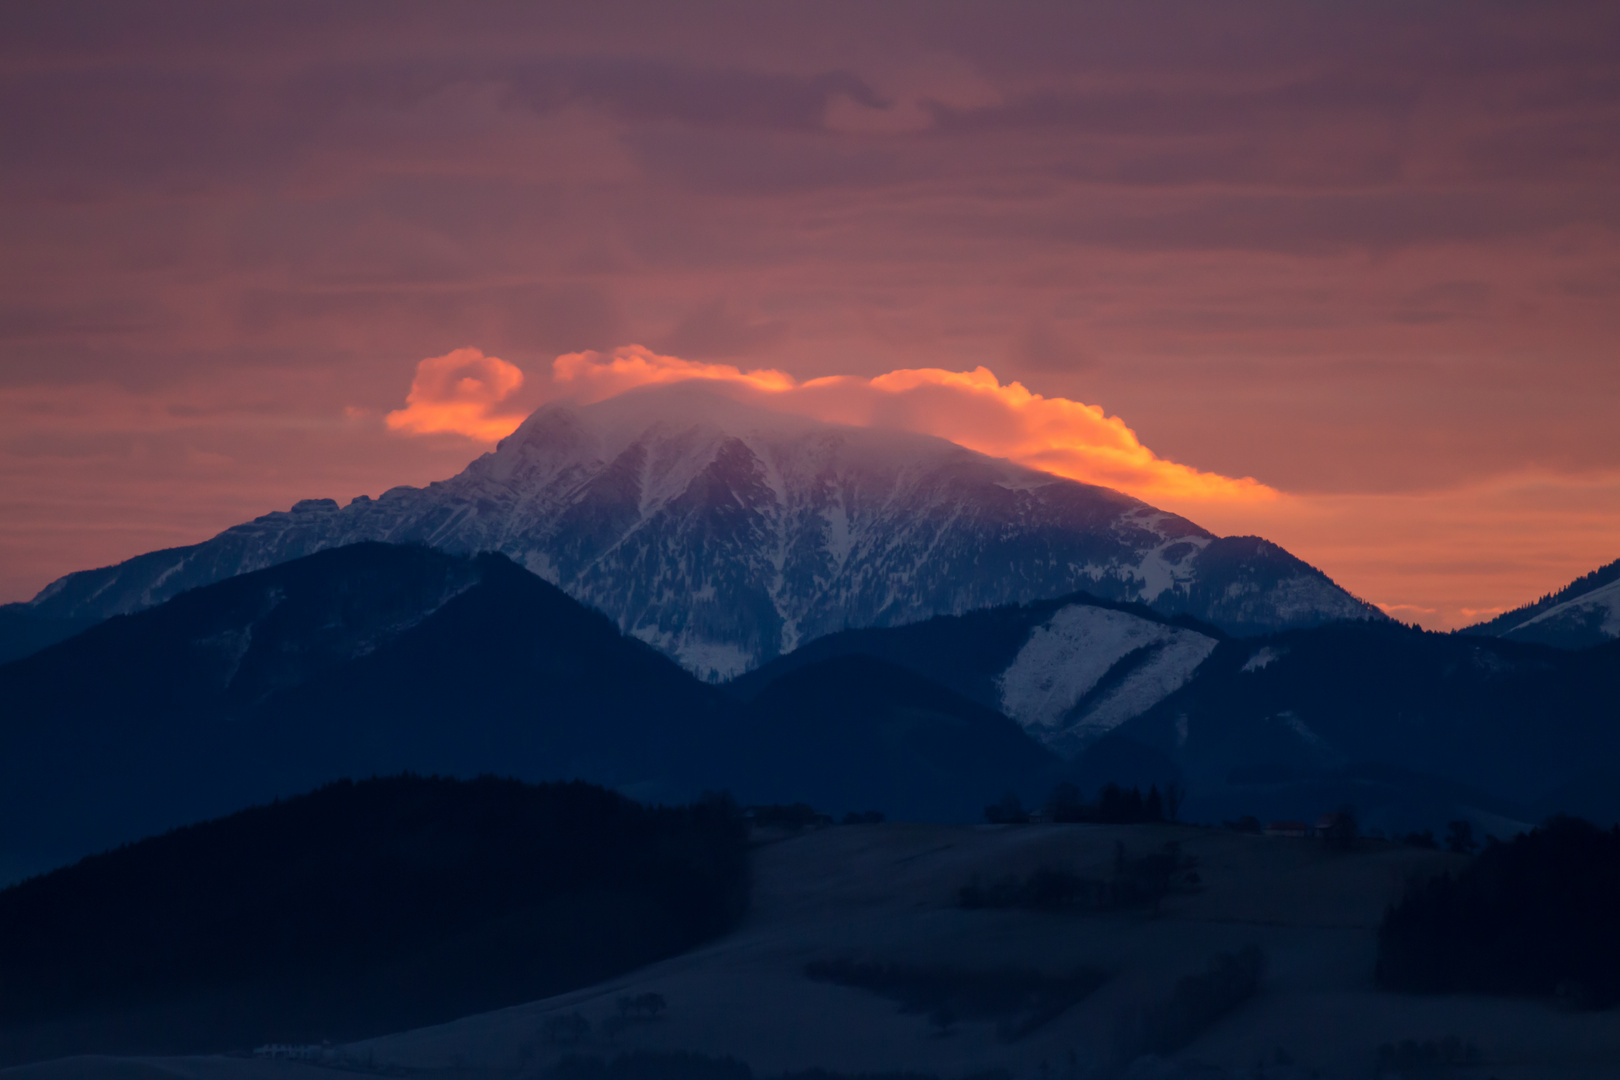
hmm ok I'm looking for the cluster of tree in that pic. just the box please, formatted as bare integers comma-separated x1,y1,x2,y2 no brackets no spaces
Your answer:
1224,808,1362,849
958,841,1198,915
1319,808,1359,851
984,782,1183,826
0,775,750,1061
745,804,828,831
745,804,884,830
1376,816,1620,1007
1400,821,1480,853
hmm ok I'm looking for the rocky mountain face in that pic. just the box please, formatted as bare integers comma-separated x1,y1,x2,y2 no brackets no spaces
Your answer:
23,384,1381,680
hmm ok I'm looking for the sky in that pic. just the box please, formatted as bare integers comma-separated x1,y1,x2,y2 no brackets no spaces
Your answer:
2,2,1618,629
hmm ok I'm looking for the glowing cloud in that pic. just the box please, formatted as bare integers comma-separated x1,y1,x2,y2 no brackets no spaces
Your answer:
384,348,525,441
383,343,1273,503
545,346,1275,503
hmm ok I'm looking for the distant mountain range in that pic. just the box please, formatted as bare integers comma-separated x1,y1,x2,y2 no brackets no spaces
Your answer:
11,384,1380,680
7,537,1620,883
733,596,1620,836
4,388,1615,881
1106,621,1620,833
0,543,1058,883
1462,556,1620,649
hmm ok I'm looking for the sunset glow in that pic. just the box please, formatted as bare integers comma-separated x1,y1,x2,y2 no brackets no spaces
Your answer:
384,349,526,442
403,345,1276,506
2,5,1617,632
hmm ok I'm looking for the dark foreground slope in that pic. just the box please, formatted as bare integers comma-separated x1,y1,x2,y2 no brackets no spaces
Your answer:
1109,621,1620,831
0,543,1059,881
0,775,749,1066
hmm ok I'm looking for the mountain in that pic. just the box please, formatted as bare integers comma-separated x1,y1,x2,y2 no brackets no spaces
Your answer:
731,593,1223,758
734,654,1061,821
20,383,1381,679
0,605,97,666
0,543,1058,882
1105,622,1620,833
0,543,729,882
734,601,1620,834
1461,556,1620,649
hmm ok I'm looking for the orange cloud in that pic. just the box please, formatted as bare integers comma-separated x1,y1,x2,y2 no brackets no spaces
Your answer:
383,343,1272,503
545,345,1275,503
550,344,797,400
384,348,525,441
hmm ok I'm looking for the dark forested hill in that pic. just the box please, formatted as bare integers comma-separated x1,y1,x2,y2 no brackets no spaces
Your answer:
1104,621,1620,832
0,543,740,882
0,605,98,665
735,654,1062,821
0,543,1062,883
0,775,749,1065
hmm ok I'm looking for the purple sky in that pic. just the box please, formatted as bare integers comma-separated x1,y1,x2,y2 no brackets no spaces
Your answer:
2,2,1618,626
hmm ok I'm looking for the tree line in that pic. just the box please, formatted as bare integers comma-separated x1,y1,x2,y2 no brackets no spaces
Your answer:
1377,815,1620,1008
985,781,1183,825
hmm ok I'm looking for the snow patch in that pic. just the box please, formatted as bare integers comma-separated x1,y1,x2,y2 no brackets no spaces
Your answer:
674,639,756,684
1132,534,1210,602
1241,646,1286,672
1052,633,1218,754
1506,576,1620,638
998,604,1215,752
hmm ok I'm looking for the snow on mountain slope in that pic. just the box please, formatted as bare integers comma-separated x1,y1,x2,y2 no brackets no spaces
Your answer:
997,604,1218,756
26,383,1381,680
1461,556,1620,646
1502,576,1620,650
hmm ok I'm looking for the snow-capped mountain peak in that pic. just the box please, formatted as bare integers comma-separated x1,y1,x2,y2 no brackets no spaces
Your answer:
27,383,1382,679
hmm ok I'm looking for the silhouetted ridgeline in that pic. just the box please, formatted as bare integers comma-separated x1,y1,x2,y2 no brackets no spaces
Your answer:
0,775,749,1065
1376,816,1620,1007
1460,556,1620,638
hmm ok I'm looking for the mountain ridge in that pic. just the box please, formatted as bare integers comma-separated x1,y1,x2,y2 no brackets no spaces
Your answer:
19,384,1382,679
0,542,1058,883
1460,556,1620,649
